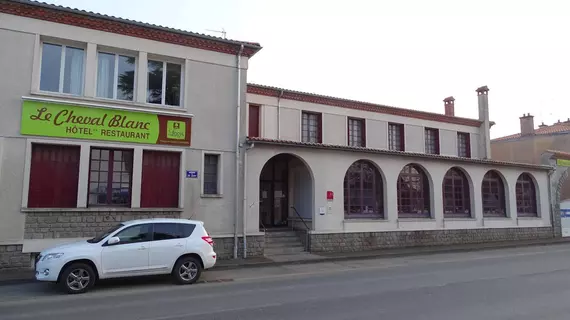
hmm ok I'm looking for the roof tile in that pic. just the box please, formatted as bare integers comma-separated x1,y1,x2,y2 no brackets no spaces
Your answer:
247,137,552,170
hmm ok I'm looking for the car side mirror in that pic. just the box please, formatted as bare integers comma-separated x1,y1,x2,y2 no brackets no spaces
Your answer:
107,236,120,245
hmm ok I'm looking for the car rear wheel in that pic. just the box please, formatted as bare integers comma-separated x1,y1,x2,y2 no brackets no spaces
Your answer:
172,256,202,285
59,263,96,294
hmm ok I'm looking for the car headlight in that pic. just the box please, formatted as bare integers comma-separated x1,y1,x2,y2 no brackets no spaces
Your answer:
41,253,64,261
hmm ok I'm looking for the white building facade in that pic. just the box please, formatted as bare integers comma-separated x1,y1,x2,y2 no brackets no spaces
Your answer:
244,85,554,253
0,0,259,268
0,0,556,269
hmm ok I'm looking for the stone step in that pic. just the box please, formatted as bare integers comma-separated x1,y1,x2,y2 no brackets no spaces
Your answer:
265,241,304,249
265,231,298,238
265,236,303,244
264,246,306,255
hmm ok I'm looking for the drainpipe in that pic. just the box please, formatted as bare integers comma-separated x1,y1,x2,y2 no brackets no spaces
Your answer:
277,90,284,139
547,168,556,238
233,44,244,260
242,142,255,258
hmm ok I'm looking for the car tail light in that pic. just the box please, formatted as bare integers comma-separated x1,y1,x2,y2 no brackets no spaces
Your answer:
202,236,214,246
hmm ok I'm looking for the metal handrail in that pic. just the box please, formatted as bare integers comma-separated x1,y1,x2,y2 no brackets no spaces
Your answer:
259,220,266,233
290,206,311,252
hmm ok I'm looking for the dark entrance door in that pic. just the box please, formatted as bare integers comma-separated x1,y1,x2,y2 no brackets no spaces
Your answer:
259,155,290,228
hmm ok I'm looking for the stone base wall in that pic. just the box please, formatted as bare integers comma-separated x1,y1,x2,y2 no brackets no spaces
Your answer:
213,236,265,260
24,210,182,239
0,245,31,270
309,227,554,253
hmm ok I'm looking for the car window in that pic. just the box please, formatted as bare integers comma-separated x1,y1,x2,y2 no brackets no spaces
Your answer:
113,224,151,244
152,223,196,241
179,223,196,238
153,223,180,241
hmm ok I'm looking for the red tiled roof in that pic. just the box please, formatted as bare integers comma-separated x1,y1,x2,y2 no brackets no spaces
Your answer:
544,149,570,161
247,137,552,170
247,84,484,127
492,122,570,142
0,0,262,57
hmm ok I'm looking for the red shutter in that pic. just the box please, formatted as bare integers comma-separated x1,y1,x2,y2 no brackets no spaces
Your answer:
248,104,260,137
28,144,80,208
435,129,440,154
141,151,181,208
318,113,323,143
361,119,367,147
400,124,405,151
465,133,471,158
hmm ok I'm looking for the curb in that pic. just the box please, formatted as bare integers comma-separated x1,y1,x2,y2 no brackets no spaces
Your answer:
211,238,570,270
1,239,569,286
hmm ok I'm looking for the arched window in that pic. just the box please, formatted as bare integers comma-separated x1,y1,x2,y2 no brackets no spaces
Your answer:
442,167,471,217
481,170,506,217
516,173,537,217
343,160,383,218
397,164,430,218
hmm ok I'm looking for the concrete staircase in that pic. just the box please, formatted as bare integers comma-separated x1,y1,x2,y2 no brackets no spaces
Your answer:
264,229,306,256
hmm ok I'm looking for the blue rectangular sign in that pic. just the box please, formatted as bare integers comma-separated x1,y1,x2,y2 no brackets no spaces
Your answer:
186,170,198,178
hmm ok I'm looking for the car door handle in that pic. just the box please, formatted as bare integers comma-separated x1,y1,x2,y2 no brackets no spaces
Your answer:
175,243,184,247
138,246,147,250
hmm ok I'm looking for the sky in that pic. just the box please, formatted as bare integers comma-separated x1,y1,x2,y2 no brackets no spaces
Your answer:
45,0,570,138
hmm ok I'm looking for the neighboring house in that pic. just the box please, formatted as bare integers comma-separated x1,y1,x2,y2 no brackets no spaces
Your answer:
491,114,570,201
0,0,556,269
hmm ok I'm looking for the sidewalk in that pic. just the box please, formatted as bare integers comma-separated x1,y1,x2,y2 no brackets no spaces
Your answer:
2,237,570,286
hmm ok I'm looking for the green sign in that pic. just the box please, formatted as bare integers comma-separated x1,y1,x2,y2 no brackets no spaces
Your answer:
557,159,570,167
21,100,191,146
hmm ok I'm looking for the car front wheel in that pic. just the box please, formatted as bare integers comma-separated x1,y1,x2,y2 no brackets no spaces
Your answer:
59,263,96,294
173,256,202,285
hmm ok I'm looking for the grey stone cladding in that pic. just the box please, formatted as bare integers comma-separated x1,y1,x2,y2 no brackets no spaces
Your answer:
0,245,31,270
24,209,182,239
212,236,265,260
309,227,554,252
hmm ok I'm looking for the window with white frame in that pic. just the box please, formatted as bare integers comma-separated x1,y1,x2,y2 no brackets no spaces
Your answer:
40,43,85,95
147,60,182,106
96,52,136,101
203,154,220,195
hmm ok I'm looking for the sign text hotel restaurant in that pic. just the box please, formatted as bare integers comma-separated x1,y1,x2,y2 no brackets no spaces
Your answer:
20,100,191,146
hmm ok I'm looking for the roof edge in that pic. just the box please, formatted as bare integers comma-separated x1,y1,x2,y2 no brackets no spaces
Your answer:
247,137,552,170
2,0,262,57
247,83,484,127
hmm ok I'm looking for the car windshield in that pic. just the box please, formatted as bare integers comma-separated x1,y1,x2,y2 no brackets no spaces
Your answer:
87,224,124,243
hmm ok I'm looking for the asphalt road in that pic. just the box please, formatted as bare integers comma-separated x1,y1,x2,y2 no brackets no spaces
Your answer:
2,244,570,320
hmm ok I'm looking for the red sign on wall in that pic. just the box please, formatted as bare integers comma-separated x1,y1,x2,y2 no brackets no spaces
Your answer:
326,191,334,201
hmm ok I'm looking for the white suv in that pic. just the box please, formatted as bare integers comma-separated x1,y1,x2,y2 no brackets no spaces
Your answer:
34,218,217,294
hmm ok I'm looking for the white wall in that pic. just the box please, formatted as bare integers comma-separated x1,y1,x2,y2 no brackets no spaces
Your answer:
0,15,249,242
247,93,483,158
245,145,551,234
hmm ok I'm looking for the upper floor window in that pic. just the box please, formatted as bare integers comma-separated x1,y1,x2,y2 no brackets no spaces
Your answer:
388,123,405,151
348,118,366,147
457,132,471,158
302,112,322,143
425,128,439,154
97,52,136,101
40,43,85,95
147,60,182,107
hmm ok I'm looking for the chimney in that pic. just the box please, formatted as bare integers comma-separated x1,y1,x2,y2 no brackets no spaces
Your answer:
539,122,547,128
476,86,491,159
519,113,535,136
443,96,455,116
